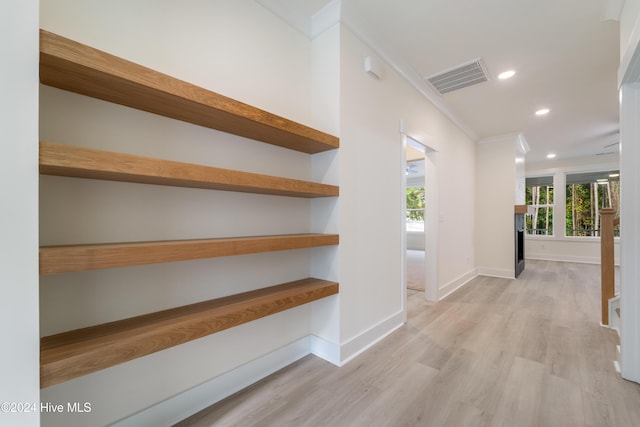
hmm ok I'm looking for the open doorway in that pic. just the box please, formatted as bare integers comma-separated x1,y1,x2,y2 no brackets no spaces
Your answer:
403,135,438,302
405,151,425,292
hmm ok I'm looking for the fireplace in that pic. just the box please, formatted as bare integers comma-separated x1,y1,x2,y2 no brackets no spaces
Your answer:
515,213,525,277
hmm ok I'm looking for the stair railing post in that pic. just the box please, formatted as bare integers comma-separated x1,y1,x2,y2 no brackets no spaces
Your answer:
600,208,616,325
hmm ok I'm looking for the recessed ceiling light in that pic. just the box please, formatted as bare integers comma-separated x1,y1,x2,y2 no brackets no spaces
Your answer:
546,153,556,159
498,70,516,80
609,173,620,177
536,108,550,116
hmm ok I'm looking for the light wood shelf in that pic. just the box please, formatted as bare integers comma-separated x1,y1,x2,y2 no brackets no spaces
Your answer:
38,30,340,389
40,30,339,154
40,234,339,275
40,278,339,388
514,205,528,214
40,141,339,198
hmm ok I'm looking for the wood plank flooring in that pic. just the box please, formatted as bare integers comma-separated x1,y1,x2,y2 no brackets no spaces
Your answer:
176,260,640,427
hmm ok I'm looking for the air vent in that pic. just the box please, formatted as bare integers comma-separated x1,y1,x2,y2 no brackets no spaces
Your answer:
426,58,490,94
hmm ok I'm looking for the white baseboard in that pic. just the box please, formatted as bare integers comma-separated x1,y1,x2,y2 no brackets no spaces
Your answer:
112,337,312,427
476,267,515,279
438,269,478,300
339,310,405,365
112,312,407,426
526,253,600,264
310,335,341,366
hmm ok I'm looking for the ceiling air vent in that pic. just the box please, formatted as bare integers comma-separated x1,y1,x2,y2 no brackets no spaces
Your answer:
426,58,490,94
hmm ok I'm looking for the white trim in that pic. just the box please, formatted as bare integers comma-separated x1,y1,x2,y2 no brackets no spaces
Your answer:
478,132,522,145
609,295,621,336
517,133,530,154
527,161,620,177
259,1,479,142
401,133,409,322
111,310,409,427
255,0,341,39
526,235,621,243
525,253,603,265
340,6,478,142
339,310,405,365
424,149,439,301
255,0,312,37
601,0,624,22
112,337,312,427
477,267,515,280
310,335,341,366
310,0,341,39
438,269,478,300
401,131,439,302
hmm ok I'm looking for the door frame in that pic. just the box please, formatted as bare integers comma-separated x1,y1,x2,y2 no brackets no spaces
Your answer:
402,133,439,303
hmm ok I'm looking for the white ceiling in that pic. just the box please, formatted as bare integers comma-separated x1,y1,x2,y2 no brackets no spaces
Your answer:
257,0,621,164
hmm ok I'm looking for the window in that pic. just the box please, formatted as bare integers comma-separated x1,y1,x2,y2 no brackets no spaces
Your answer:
566,171,620,237
525,176,554,236
406,186,425,232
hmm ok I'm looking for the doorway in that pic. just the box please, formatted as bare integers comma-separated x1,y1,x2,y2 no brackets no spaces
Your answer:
403,135,438,302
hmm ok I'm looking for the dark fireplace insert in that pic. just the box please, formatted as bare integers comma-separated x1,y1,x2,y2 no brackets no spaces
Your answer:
515,213,525,277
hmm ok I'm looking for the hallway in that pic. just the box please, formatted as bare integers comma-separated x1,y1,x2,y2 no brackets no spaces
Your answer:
178,260,640,426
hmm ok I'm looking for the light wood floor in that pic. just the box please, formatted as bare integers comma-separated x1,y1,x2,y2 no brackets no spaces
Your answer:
176,260,640,427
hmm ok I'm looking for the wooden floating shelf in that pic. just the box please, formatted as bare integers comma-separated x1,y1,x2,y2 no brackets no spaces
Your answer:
40,234,339,275
39,30,339,154
40,141,339,198
40,278,339,388
514,205,528,214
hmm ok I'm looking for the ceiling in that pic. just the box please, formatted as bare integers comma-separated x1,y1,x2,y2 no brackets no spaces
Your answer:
258,0,621,164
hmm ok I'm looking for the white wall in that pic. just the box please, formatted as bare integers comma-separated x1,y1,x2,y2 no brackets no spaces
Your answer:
338,26,476,357
475,135,517,278
39,1,328,425
38,1,480,423
525,154,620,265
0,1,40,426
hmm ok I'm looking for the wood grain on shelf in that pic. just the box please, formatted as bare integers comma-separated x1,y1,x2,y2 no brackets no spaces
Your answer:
39,29,339,154
600,208,615,325
514,205,528,214
40,141,339,198
40,278,339,388
40,234,339,275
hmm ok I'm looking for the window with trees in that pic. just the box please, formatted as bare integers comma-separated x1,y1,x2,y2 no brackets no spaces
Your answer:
565,171,620,237
525,176,554,236
406,186,425,232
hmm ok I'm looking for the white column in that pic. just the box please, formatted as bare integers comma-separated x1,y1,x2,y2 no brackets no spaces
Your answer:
0,0,41,425
553,171,566,238
620,82,640,382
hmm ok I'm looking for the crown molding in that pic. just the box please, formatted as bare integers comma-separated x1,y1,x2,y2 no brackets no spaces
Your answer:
257,0,478,142
311,0,341,38
478,132,522,145
256,0,341,39
340,3,478,142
